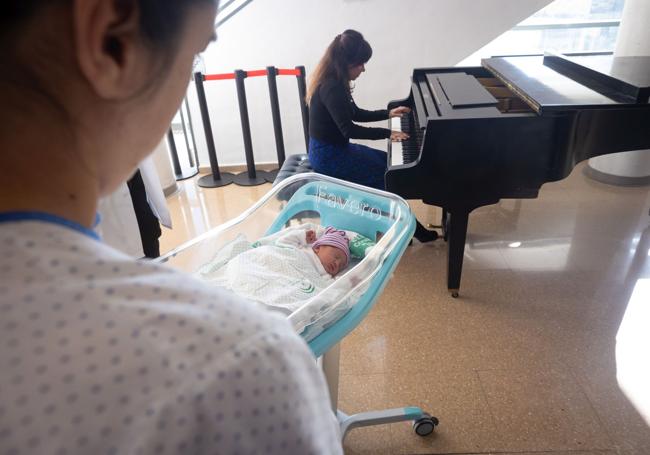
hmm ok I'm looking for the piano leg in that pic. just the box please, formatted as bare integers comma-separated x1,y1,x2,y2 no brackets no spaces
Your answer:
446,210,469,298
442,208,448,241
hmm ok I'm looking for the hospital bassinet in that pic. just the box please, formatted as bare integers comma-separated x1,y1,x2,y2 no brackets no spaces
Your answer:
158,173,438,439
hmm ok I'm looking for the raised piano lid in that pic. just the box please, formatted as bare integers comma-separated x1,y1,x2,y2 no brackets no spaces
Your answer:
543,52,650,104
481,54,650,115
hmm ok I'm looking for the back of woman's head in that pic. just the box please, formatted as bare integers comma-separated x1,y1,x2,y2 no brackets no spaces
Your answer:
2,1,215,106
2,0,213,62
335,30,373,69
1,0,217,196
307,29,372,102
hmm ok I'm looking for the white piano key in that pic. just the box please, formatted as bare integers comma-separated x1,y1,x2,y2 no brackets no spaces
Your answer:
390,117,404,166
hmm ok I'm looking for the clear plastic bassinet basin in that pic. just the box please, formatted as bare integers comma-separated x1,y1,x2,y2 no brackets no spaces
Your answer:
158,173,415,356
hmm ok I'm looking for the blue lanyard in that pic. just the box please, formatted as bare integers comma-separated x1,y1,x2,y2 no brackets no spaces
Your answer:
0,211,101,241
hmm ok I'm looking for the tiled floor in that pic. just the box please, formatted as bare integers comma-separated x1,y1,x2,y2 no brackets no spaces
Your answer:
160,163,650,455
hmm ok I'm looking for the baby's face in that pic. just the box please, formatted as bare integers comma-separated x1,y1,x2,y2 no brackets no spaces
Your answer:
314,245,347,276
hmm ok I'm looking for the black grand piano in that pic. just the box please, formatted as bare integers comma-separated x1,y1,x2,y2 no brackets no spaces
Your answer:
386,52,650,297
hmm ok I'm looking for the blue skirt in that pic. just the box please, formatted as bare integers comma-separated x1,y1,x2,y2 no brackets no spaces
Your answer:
308,137,387,191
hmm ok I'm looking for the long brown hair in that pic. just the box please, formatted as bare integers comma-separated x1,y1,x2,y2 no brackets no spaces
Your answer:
306,29,372,104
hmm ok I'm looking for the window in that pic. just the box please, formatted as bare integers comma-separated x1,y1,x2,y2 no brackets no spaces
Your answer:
459,0,626,66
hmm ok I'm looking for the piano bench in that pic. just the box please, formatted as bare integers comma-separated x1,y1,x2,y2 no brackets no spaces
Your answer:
273,153,313,186
272,153,313,202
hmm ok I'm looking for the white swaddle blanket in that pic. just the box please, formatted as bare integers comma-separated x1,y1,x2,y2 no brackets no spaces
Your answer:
197,224,373,340
198,224,333,314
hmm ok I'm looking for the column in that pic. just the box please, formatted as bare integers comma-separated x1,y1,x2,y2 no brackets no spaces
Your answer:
586,0,650,186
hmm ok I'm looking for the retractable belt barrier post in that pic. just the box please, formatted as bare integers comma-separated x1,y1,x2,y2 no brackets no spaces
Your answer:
166,99,200,180
166,129,182,176
192,66,308,187
266,66,285,182
295,65,310,151
233,69,268,186
178,103,194,168
194,71,235,188
184,97,200,172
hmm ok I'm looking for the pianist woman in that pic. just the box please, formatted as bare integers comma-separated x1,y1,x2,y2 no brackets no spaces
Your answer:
307,29,438,242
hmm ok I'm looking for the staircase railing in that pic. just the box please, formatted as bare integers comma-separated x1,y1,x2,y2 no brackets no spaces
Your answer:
216,0,255,28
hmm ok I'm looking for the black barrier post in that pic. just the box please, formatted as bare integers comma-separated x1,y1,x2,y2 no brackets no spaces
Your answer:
265,66,285,182
168,100,199,180
175,101,199,180
296,65,309,151
184,97,200,171
232,69,268,186
179,104,194,168
194,71,234,188
167,129,182,176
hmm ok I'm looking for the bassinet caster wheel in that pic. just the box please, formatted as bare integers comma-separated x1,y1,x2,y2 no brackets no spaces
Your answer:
413,413,439,436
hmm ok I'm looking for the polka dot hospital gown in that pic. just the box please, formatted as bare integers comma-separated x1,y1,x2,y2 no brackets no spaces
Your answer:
0,220,342,455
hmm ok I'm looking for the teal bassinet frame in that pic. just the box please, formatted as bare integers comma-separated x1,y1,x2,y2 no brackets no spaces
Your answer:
263,174,438,439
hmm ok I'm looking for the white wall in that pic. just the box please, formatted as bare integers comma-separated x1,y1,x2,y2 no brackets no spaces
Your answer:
188,0,552,168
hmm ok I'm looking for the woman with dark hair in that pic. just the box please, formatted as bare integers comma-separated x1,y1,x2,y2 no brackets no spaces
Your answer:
308,29,438,242
0,1,341,453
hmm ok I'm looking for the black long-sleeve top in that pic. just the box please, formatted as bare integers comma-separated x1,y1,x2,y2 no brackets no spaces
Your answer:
309,78,390,146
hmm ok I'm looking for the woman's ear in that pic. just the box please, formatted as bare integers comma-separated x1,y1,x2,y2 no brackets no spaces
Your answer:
73,0,147,99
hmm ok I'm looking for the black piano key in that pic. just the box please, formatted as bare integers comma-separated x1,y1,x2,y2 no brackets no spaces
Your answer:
401,112,417,164
400,115,409,132
388,109,423,165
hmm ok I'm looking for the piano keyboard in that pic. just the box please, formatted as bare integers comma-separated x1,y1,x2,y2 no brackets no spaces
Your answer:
389,113,422,167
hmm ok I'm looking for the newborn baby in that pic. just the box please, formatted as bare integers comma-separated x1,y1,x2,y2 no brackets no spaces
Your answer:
198,226,351,314
309,227,350,277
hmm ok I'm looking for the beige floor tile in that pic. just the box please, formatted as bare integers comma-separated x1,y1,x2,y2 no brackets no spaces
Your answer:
339,310,386,375
477,367,614,452
388,246,450,291
160,177,272,254
495,452,616,455
571,363,650,454
619,449,650,455
464,239,512,271
499,236,631,274
338,374,394,455
361,270,564,374
477,271,623,354
384,370,501,454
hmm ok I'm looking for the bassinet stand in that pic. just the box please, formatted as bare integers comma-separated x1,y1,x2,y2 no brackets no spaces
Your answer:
321,344,438,439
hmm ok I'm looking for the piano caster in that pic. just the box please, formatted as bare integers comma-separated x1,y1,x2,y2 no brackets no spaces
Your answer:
450,289,459,298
